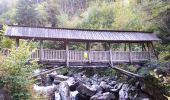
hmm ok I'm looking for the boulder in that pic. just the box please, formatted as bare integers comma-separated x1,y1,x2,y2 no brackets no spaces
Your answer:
70,81,80,91
76,84,96,97
91,85,102,93
119,84,129,100
55,75,69,81
90,92,115,100
100,81,111,92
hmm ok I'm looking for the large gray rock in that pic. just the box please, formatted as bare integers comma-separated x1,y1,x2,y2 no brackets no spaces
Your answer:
59,81,71,100
55,75,69,81
91,85,102,93
90,92,115,100
100,81,111,92
76,84,96,97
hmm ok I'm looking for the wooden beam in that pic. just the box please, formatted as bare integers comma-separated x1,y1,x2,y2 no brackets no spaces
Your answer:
147,42,151,61
109,43,113,65
142,43,146,51
65,40,69,67
109,64,142,78
86,41,91,63
31,66,65,78
124,43,127,51
129,43,132,63
104,42,108,51
16,38,19,48
40,40,43,62
151,42,159,60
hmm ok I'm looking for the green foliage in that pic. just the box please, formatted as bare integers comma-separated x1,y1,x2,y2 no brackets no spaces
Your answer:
16,0,38,26
34,2,48,26
164,54,170,60
143,74,168,99
78,2,115,29
0,42,39,100
0,25,13,48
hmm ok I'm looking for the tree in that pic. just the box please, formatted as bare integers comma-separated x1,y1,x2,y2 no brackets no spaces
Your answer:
0,42,39,100
16,0,38,26
78,2,115,29
46,0,59,27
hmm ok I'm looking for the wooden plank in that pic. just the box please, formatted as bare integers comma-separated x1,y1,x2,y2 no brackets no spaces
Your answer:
109,43,113,65
129,43,132,63
65,40,69,67
109,64,142,78
86,42,91,63
40,40,43,61
147,42,151,62
31,66,65,78
151,42,158,60
16,38,19,48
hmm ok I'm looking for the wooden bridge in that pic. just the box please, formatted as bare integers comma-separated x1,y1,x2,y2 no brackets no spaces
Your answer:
5,25,159,67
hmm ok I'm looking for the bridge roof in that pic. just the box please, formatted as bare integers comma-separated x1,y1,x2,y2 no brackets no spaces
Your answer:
5,25,160,42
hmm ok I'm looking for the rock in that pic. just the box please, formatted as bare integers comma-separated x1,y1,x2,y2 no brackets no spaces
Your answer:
53,80,61,85
0,88,10,100
76,84,96,97
91,85,102,93
66,77,76,86
108,81,117,86
33,84,58,99
113,83,123,91
55,75,69,81
90,92,115,100
119,84,129,100
75,93,90,100
70,81,80,91
70,91,79,100
99,81,111,92
59,82,71,100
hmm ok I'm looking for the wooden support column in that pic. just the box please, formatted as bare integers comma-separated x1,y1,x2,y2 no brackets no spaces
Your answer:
16,38,19,48
40,40,43,62
109,42,113,65
124,43,127,51
151,42,158,60
65,40,69,67
86,41,91,63
142,43,146,51
147,42,151,61
129,43,132,63
104,42,107,51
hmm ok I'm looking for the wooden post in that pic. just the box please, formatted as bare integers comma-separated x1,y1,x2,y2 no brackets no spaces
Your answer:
104,42,108,51
129,43,132,63
142,43,146,51
86,41,91,63
147,42,151,61
151,42,158,60
16,38,19,48
40,40,43,62
109,42,113,65
124,43,127,51
65,40,69,67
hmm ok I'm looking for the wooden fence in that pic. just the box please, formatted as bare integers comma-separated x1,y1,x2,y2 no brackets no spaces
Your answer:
30,49,150,63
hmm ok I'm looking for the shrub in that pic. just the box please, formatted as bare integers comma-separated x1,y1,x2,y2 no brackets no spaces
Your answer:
0,42,39,100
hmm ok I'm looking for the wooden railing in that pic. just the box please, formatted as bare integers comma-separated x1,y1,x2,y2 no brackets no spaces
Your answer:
30,49,150,63
1,49,150,63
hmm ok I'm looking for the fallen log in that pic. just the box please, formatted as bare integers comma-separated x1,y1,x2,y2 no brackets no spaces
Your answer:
109,64,142,78
31,66,65,78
